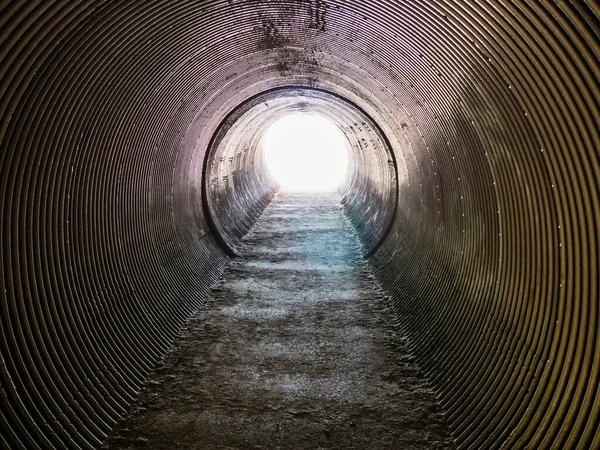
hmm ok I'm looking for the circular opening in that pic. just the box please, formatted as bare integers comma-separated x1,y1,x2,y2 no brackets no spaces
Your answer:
263,113,349,192
202,87,398,256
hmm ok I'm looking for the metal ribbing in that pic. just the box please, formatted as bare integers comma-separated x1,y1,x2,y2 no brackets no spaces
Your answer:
0,1,598,449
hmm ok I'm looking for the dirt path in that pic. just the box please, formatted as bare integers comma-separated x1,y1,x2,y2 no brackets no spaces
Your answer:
106,193,454,449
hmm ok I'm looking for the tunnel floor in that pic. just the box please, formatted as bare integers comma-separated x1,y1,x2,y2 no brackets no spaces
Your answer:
106,192,454,449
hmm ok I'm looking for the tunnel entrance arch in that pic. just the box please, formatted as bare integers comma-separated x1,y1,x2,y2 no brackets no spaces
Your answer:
201,86,399,257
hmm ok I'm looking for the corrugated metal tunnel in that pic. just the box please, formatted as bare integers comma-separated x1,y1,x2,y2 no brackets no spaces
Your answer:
0,1,598,448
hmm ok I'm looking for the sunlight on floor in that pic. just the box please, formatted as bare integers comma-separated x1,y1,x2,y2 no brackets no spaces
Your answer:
263,113,349,192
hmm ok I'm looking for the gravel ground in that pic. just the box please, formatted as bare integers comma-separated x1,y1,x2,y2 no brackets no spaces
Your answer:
106,192,455,450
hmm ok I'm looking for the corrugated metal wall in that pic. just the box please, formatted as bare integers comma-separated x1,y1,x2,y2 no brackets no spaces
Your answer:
1,1,598,448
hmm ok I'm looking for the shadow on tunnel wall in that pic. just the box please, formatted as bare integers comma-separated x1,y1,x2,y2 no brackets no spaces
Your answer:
0,1,598,449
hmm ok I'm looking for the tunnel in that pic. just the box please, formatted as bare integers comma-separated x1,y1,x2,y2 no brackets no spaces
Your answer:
0,1,599,449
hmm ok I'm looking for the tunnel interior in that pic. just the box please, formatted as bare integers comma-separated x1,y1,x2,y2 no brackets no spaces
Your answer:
203,87,397,256
1,1,599,449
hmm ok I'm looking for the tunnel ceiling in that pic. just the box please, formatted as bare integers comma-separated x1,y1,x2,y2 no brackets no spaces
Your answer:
1,1,599,449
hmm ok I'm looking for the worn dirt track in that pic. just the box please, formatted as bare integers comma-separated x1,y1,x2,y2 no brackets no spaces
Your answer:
106,192,454,449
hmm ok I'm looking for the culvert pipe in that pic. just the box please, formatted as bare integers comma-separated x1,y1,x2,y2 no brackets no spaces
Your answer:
202,86,398,256
0,1,598,449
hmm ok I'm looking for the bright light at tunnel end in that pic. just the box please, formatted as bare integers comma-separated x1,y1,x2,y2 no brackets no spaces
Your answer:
263,113,349,192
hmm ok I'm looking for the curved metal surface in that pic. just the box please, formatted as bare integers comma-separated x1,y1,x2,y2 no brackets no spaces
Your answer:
0,1,598,449
202,86,398,256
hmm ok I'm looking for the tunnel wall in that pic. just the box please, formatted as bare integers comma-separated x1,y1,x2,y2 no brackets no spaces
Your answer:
202,93,279,255
1,1,599,449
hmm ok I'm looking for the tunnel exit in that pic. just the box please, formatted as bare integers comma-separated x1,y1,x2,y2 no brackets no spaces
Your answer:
263,113,349,192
